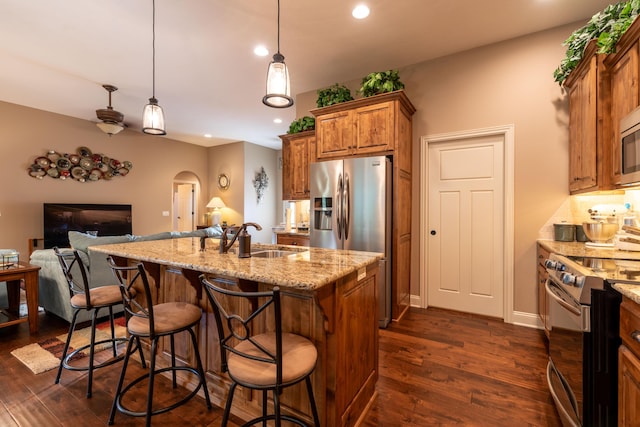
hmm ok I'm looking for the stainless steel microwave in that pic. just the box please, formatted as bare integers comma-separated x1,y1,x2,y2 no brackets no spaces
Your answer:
621,105,640,185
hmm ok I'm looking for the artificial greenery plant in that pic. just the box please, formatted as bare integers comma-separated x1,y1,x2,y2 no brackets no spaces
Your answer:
288,116,315,134
359,70,405,97
316,84,354,107
554,0,640,85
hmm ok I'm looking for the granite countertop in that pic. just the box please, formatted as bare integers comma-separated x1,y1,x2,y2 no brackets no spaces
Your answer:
538,240,640,260
538,239,640,304
90,237,382,291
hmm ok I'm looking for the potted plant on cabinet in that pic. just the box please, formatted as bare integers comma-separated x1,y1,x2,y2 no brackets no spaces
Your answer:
287,116,315,134
316,84,354,107
359,69,405,97
554,0,640,85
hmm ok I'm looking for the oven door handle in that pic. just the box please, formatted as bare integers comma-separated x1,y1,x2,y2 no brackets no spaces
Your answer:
545,280,581,317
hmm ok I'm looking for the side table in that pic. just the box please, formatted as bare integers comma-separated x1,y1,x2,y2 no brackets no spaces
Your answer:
0,262,41,334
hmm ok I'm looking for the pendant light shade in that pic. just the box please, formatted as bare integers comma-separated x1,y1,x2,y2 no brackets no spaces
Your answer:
142,97,166,135
263,0,294,108
142,0,166,135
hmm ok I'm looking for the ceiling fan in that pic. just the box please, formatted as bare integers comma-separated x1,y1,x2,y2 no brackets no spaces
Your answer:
96,84,125,136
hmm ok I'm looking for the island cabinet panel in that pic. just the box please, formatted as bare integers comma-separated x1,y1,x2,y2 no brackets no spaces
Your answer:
564,40,612,194
334,270,378,427
281,130,315,201
159,267,202,367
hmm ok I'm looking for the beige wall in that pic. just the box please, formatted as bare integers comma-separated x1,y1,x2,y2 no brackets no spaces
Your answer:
206,141,279,244
296,23,577,314
1,101,211,258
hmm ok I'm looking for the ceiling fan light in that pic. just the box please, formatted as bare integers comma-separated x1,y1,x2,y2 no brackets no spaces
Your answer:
142,97,166,135
263,54,293,108
96,121,125,136
95,84,125,136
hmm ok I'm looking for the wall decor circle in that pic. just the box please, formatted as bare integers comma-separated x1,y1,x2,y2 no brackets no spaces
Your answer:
27,147,133,182
218,173,230,190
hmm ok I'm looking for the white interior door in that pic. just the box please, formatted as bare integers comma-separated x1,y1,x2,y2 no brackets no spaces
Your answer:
427,134,505,318
174,183,194,231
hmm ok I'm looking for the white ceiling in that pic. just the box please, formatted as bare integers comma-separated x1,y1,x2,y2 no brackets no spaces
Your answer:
0,0,612,149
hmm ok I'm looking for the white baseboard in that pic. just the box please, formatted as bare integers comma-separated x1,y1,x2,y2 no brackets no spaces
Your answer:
409,294,543,330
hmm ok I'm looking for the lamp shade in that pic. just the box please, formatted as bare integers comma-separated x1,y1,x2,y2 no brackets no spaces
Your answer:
206,197,226,209
142,97,166,135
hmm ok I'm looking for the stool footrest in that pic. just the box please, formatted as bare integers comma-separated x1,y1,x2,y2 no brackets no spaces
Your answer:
115,366,207,418
61,337,127,372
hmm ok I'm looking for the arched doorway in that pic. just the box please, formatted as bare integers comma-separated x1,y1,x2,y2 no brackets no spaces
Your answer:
172,171,202,232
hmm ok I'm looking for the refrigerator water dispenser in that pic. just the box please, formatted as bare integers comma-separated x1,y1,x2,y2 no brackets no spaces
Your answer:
313,197,333,230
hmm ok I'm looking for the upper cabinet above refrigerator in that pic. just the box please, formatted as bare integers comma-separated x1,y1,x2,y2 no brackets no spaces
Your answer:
310,91,416,162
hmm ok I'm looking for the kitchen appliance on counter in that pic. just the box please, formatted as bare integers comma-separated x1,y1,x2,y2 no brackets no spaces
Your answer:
310,156,392,327
544,253,623,427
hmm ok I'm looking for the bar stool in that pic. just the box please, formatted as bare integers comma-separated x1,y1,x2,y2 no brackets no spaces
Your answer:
200,275,320,427
108,258,211,427
53,247,132,398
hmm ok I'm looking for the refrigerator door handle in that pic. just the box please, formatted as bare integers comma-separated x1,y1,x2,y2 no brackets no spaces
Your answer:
336,172,343,239
343,172,350,240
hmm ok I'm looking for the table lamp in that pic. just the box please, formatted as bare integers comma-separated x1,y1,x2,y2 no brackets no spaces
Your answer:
207,196,226,226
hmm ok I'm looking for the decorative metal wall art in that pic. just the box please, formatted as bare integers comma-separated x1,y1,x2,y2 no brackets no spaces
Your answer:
252,166,269,204
28,146,133,182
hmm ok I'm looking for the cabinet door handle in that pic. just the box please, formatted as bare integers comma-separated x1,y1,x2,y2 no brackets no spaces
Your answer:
632,330,640,343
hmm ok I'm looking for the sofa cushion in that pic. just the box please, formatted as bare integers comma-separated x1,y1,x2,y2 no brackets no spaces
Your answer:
68,231,132,253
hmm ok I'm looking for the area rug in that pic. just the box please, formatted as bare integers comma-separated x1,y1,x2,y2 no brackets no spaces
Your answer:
10,316,127,375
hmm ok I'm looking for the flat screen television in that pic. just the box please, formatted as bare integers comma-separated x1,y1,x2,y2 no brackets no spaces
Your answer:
43,203,133,249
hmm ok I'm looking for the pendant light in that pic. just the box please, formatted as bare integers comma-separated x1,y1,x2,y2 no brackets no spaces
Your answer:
142,0,166,135
262,0,294,108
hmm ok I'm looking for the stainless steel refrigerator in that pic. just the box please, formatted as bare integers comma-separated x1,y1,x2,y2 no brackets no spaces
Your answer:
310,156,392,327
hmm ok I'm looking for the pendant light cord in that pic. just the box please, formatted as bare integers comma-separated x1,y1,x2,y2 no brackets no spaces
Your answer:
152,0,156,99
276,0,281,54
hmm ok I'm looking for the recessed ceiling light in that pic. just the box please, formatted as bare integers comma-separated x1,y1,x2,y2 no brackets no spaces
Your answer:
274,118,283,124
204,134,212,138
352,4,370,19
254,45,269,57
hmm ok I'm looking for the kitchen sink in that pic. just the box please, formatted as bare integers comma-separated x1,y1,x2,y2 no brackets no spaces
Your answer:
251,249,301,258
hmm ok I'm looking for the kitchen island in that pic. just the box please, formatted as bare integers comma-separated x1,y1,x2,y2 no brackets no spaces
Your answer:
90,237,383,427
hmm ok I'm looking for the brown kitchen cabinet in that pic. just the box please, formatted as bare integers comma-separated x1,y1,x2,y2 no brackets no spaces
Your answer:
312,100,395,160
281,130,315,201
310,91,416,321
276,233,310,247
536,243,550,336
563,39,612,194
618,297,640,427
604,17,640,186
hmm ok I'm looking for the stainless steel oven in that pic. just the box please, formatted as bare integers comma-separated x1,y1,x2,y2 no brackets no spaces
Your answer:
544,254,621,427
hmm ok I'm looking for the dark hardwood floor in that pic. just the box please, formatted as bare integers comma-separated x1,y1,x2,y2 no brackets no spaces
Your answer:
0,307,561,426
